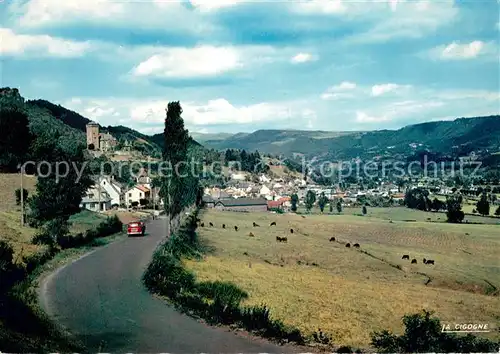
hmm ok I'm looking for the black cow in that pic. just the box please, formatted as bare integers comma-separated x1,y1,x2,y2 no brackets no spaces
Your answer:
209,222,214,227
411,259,417,264
234,226,238,231
222,224,225,229
253,222,259,227
345,243,351,248
290,228,294,234
200,223,205,227
423,258,427,264
329,237,335,242
402,255,409,260
353,243,360,248
276,236,287,242
270,222,276,226
249,232,254,237
426,259,435,265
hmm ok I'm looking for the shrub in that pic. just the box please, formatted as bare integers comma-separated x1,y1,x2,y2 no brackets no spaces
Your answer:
15,188,29,206
371,310,499,353
0,241,25,293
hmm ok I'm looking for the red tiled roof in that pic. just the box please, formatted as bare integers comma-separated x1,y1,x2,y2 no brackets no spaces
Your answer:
136,185,150,193
267,200,283,208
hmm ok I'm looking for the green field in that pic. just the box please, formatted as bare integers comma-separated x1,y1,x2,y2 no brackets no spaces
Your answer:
299,205,500,225
187,208,500,348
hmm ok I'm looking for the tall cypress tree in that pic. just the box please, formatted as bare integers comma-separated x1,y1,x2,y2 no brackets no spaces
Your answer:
161,102,191,234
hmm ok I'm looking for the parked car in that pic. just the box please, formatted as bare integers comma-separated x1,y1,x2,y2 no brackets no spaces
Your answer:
127,221,146,236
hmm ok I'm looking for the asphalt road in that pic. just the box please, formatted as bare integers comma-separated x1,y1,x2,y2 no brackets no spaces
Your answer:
40,217,293,353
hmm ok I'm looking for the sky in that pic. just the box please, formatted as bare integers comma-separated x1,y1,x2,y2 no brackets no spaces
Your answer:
1,0,499,135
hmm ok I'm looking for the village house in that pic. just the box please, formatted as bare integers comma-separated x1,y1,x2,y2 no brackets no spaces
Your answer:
98,176,124,206
125,184,151,206
80,187,112,212
214,198,268,212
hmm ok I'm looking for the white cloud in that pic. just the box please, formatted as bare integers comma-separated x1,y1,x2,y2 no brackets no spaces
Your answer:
428,41,497,61
290,52,315,64
64,97,311,130
292,0,346,14
0,27,91,58
188,0,245,11
371,83,411,97
345,0,458,43
355,111,389,123
11,0,215,35
132,46,242,79
320,81,357,100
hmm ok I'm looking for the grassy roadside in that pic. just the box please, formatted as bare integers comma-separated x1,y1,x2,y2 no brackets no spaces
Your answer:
0,219,127,352
142,208,336,350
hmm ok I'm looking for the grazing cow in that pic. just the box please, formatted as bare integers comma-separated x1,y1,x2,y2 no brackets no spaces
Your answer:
353,243,360,248
411,259,417,264
276,236,287,243
249,232,254,237
209,222,214,227
290,228,294,234
345,243,351,248
270,222,276,226
423,258,427,264
402,255,410,260
281,236,288,243
253,222,259,227
426,259,435,265
234,226,238,231
200,223,205,227
329,237,335,242
222,224,226,229
465,233,470,236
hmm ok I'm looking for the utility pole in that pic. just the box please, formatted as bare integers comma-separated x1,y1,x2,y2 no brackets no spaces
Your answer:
98,176,101,212
20,165,24,226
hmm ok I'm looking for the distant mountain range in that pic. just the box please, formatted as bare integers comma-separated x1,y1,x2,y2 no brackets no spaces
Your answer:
197,116,500,160
3,88,498,162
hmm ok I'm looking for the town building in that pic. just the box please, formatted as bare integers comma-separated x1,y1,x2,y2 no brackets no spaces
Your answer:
214,198,268,212
125,185,151,206
86,121,118,152
80,187,112,212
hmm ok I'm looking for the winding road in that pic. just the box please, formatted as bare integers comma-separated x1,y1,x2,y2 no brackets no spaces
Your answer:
39,216,293,353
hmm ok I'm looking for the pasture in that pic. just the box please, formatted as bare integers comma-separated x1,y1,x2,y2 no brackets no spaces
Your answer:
187,209,500,348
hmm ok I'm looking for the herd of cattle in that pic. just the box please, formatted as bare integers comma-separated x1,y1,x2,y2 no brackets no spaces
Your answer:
197,218,435,266
401,254,435,265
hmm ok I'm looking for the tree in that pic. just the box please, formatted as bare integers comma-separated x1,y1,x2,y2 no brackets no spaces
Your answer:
0,102,33,172
495,205,500,216
336,200,342,213
27,133,92,228
329,203,333,213
404,188,431,211
318,192,328,213
362,205,367,215
160,102,198,234
87,143,95,150
290,193,298,212
476,193,490,216
446,194,465,223
305,190,316,213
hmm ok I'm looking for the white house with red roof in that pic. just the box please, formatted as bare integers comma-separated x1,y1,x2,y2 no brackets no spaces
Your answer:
125,184,151,206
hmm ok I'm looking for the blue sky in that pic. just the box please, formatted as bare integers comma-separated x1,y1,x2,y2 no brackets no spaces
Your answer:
1,0,499,135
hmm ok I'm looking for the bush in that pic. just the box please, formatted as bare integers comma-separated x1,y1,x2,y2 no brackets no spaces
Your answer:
371,310,499,353
15,188,29,206
0,241,25,293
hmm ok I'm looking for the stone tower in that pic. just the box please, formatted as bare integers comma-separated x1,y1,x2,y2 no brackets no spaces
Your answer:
86,121,100,149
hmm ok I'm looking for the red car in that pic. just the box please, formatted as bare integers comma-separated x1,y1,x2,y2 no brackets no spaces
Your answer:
127,221,146,236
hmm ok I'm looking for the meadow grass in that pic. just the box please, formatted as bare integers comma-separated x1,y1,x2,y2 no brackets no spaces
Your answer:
187,209,500,348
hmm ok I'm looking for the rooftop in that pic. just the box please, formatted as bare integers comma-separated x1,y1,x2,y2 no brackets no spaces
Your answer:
215,198,268,207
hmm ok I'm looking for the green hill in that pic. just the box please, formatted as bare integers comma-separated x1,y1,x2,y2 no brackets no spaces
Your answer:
201,116,500,159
